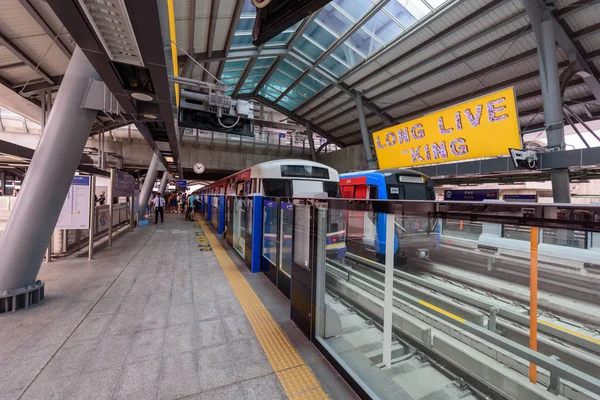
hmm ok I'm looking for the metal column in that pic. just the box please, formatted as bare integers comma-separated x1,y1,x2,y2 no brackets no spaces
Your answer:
525,1,571,203
108,168,114,247
356,94,377,170
159,172,169,195
138,153,159,221
306,122,317,162
88,175,96,260
0,47,100,293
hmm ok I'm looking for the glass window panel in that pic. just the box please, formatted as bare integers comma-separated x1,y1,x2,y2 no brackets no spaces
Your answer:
292,84,315,99
271,70,295,87
385,0,430,28
285,89,308,104
299,75,324,93
266,31,293,46
315,4,353,37
347,28,382,57
363,9,403,44
293,36,326,61
277,99,296,110
255,57,275,67
264,79,286,94
427,0,448,7
248,67,269,78
241,0,256,16
223,59,249,71
308,72,328,88
304,23,337,49
222,70,244,80
320,55,350,76
231,34,254,48
279,59,304,79
331,44,364,68
259,90,278,101
235,17,255,32
332,0,373,21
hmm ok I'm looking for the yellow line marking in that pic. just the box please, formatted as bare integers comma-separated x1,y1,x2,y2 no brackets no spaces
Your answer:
196,218,329,399
539,320,600,345
418,300,466,323
166,0,179,107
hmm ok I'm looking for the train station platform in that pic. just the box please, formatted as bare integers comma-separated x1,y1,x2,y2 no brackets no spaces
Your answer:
0,215,356,400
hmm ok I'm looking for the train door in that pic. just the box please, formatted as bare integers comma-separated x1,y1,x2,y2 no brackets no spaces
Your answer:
278,202,293,298
233,198,246,258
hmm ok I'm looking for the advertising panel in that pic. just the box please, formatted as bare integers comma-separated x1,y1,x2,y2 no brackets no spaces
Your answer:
113,170,134,197
372,87,522,168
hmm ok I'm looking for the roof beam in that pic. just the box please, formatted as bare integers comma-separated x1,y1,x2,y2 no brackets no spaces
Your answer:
0,62,26,71
232,56,258,97
13,75,64,95
17,0,71,58
315,22,533,126
252,12,319,98
252,95,344,147
185,48,289,64
0,30,54,84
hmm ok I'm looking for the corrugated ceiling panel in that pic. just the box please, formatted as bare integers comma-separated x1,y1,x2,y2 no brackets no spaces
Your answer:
1,66,39,84
564,4,600,31
374,87,421,109
513,76,541,95
384,41,447,77
408,62,475,94
193,18,210,53
212,18,230,52
464,35,536,72
332,111,358,127
387,52,455,85
564,85,593,100
30,0,68,35
373,28,436,67
313,102,354,124
518,97,543,113
578,33,600,55
11,35,69,76
426,0,484,34
367,79,405,98
0,47,20,66
353,70,396,93
473,55,539,85
0,1,44,39
386,102,429,120
310,102,347,122
298,89,341,117
331,121,360,136
218,0,237,18
174,0,191,20
418,79,483,107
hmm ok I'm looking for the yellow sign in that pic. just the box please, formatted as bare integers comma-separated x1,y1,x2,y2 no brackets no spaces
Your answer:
372,87,522,169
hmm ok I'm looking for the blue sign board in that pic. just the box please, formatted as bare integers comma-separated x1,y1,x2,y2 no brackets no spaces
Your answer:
444,189,499,201
503,194,537,202
71,176,90,186
169,179,187,189
113,170,134,197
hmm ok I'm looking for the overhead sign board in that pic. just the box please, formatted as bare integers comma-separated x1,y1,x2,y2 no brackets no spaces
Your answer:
444,189,499,201
169,179,187,189
503,194,538,202
56,176,91,229
372,87,522,169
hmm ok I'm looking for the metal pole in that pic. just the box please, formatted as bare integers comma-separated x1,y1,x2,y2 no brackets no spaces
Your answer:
129,188,134,232
159,172,169,196
563,109,590,148
138,153,160,221
383,213,395,369
88,175,95,259
529,226,539,383
306,122,317,161
356,94,376,169
525,1,571,203
0,46,100,292
108,168,114,247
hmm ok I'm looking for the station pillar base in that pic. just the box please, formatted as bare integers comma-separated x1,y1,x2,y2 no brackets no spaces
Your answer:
0,280,45,314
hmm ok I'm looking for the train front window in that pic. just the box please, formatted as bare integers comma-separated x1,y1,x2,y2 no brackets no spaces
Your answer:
323,181,339,198
387,184,431,200
263,179,292,197
281,165,330,179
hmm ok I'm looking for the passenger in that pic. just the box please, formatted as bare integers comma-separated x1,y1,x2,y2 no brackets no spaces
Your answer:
153,192,165,224
170,192,178,213
186,193,196,220
147,194,154,217
179,193,185,213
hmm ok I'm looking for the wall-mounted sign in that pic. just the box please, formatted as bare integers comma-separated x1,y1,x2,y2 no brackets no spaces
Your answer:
113,170,134,197
169,179,187,189
56,176,90,229
444,189,499,201
503,194,538,202
372,87,522,169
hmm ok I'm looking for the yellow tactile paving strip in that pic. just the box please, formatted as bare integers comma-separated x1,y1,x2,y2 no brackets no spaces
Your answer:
195,218,329,399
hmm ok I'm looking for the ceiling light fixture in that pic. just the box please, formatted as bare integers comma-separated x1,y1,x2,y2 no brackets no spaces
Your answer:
131,93,153,101
165,156,174,163
143,113,157,119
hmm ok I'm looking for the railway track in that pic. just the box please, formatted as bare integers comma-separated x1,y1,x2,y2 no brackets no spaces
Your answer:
325,254,600,399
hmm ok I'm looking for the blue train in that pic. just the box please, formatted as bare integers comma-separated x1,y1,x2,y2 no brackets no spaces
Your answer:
340,169,437,265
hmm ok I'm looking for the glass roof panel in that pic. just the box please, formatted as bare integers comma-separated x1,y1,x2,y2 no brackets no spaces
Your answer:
223,59,250,71
259,89,279,102
385,0,431,28
303,23,337,50
315,4,353,37
279,58,305,79
299,73,326,93
320,55,350,77
331,43,364,68
362,9,403,44
330,0,374,21
271,70,296,87
293,36,325,61
346,28,382,57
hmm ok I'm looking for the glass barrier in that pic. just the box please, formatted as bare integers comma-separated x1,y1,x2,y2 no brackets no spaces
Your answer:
280,201,294,278
313,199,600,400
211,196,219,229
262,199,278,267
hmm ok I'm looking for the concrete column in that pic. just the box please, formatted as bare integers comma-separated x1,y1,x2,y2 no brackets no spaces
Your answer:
525,1,571,203
0,47,100,292
356,94,376,170
306,122,317,162
159,172,169,195
138,153,159,221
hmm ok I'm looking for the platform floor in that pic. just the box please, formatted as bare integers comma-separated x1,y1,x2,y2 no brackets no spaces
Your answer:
0,215,357,400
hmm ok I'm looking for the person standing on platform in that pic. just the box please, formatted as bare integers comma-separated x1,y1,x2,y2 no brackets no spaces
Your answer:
186,193,196,221
153,192,165,224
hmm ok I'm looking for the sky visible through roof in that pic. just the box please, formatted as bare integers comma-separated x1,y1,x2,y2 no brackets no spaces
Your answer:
222,0,451,110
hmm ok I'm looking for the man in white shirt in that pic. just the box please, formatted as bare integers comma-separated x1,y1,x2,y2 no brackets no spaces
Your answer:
152,193,165,224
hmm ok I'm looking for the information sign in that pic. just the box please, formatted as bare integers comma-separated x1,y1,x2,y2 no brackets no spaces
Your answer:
113,170,134,197
169,179,187,189
503,194,537,202
444,189,499,201
372,87,522,168
56,176,91,229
